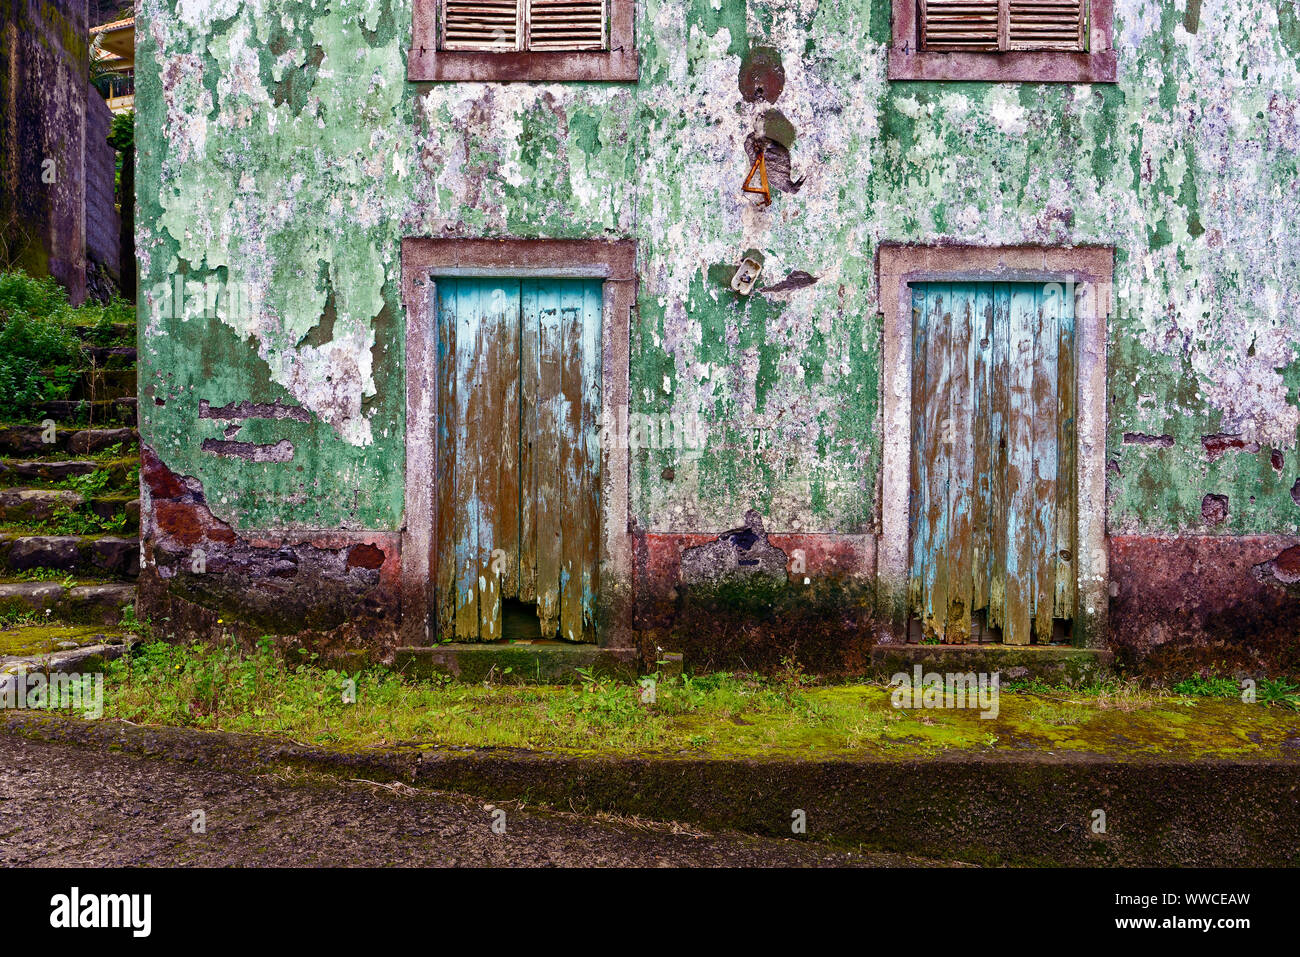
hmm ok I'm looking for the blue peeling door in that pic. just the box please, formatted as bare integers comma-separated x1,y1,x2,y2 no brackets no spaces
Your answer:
909,282,1077,646
435,277,602,643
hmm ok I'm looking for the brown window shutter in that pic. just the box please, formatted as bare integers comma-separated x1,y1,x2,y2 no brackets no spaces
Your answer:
440,0,523,51
919,0,1000,52
1007,1,1086,51
527,0,607,51
919,0,1086,53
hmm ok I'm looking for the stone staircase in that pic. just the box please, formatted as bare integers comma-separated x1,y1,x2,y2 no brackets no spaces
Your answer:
0,322,138,641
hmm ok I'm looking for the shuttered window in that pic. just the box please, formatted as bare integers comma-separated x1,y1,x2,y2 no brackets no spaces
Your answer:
440,0,607,52
918,0,1086,53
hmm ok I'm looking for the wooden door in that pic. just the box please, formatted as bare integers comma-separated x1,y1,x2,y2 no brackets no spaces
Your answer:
908,282,1076,646
435,277,601,643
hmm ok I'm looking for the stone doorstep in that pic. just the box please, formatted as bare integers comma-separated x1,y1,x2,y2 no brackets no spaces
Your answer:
394,642,639,684
868,643,1114,683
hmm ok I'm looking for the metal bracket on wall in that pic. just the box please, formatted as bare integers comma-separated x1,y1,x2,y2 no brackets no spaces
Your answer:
742,152,772,206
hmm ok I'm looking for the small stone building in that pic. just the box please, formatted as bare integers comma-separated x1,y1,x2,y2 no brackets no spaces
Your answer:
137,0,1300,675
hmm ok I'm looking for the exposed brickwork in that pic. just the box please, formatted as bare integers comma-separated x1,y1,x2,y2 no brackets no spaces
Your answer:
139,445,403,659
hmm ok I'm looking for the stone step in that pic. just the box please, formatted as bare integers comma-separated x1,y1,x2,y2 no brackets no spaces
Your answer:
88,495,140,528
0,425,137,457
0,622,128,663
0,535,138,578
0,488,84,522
83,345,137,365
62,368,137,402
0,489,139,531
0,458,136,490
0,581,136,626
38,397,137,426
72,322,133,343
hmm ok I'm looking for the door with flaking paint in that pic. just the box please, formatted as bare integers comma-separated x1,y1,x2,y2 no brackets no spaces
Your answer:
908,282,1077,646
435,277,602,643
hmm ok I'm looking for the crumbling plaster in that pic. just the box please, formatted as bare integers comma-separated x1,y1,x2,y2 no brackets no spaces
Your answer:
138,0,1300,543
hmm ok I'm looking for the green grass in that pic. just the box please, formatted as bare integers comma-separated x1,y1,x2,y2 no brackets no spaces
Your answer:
86,640,1300,760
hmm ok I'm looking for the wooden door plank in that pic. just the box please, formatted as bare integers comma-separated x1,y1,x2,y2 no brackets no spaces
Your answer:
1003,285,1036,646
535,280,563,637
436,279,460,642
577,280,602,642
920,285,951,642
519,280,540,604
559,284,585,642
970,284,994,622
987,284,1010,632
476,281,501,641
476,280,519,642
1055,285,1078,621
908,286,930,627
497,280,521,606
1032,282,1060,643
454,280,482,641
945,283,975,643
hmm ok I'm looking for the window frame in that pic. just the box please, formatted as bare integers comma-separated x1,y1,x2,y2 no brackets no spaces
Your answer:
409,0,636,82
888,0,1116,83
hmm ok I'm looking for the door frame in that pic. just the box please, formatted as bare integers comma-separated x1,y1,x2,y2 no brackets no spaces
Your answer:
399,238,637,647
876,244,1113,647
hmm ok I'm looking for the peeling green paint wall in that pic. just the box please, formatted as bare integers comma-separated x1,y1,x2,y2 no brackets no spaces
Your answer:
138,0,1300,539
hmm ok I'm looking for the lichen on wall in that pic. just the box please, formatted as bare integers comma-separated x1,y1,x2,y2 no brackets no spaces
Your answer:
137,0,1300,544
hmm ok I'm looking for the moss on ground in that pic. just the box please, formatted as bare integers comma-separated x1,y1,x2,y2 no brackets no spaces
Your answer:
77,640,1300,761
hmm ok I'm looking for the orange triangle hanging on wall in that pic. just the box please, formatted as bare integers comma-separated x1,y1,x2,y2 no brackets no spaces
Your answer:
742,152,771,206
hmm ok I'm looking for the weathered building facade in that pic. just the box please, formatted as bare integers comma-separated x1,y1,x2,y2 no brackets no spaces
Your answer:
137,0,1300,676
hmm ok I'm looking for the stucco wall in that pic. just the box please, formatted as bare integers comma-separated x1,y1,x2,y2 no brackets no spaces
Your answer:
136,0,1300,663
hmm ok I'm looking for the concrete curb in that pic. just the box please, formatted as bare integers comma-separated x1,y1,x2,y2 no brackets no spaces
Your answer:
4,712,1298,865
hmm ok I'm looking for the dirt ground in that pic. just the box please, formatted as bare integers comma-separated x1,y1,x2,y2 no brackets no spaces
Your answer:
0,732,954,867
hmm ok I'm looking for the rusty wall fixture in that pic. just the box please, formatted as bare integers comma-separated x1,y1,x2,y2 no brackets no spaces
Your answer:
741,152,771,206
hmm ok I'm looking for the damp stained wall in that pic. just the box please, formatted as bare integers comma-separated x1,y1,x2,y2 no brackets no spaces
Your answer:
136,0,1300,544
2,0,93,301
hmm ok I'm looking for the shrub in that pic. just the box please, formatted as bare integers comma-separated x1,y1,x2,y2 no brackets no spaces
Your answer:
0,270,135,419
